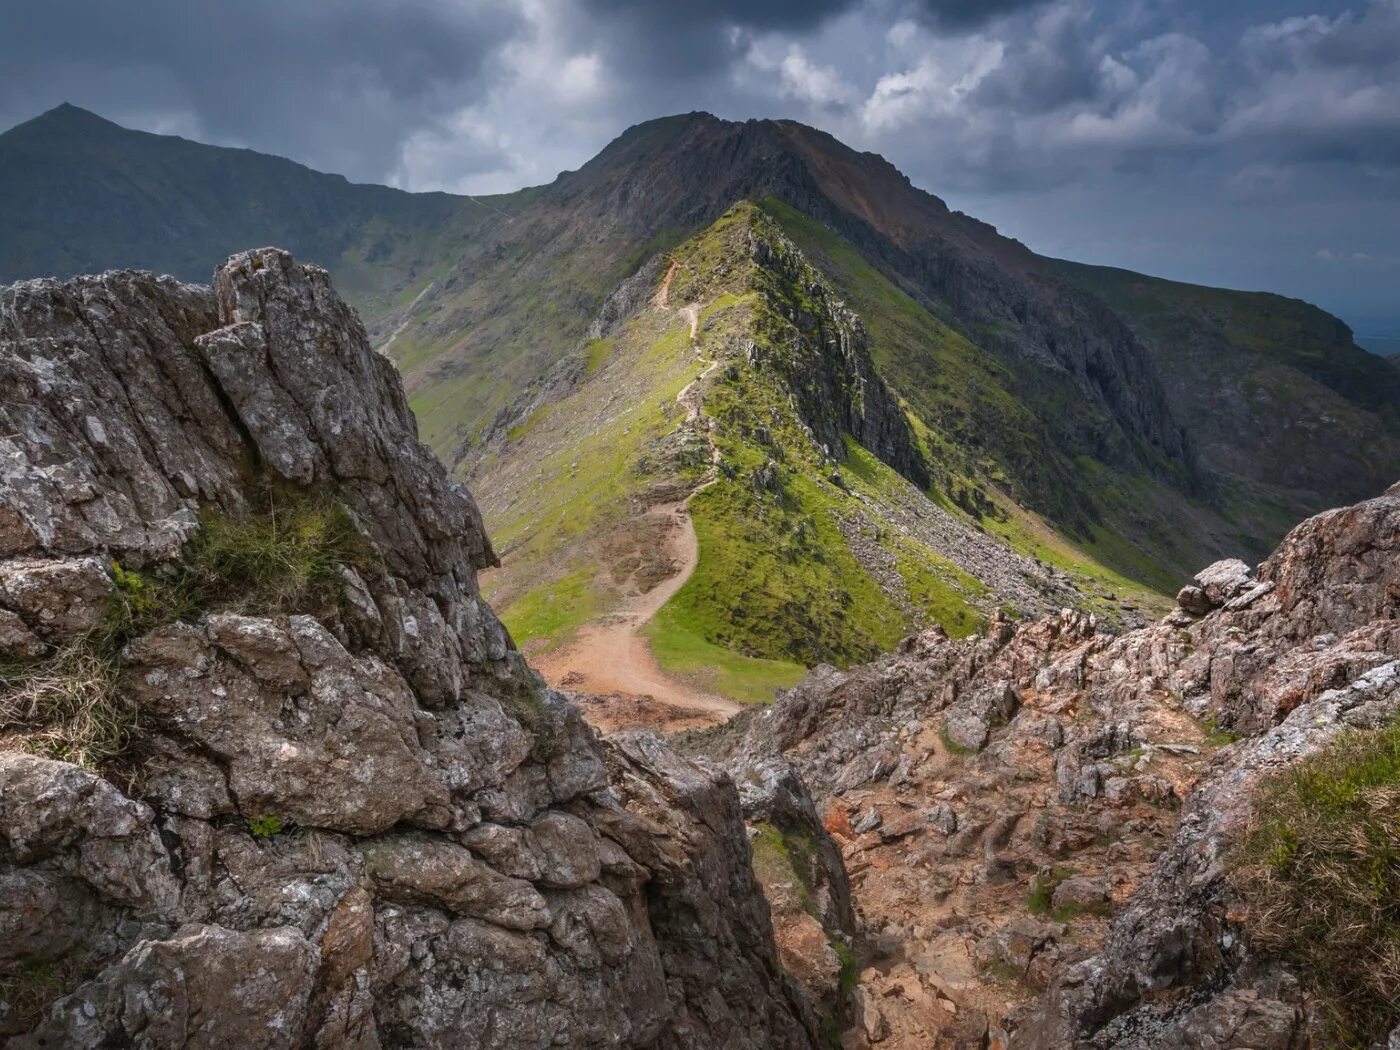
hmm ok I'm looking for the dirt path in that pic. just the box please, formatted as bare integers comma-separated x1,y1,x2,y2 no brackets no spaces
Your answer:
532,495,736,718
533,295,737,721
653,258,679,308
377,280,437,355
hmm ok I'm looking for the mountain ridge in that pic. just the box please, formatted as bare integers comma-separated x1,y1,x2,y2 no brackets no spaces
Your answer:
3,104,1397,689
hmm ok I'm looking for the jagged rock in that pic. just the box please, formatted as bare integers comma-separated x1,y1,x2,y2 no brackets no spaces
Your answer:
0,252,822,1049
1016,660,1400,1048
17,923,320,1050
753,458,783,493
690,481,1399,1047
1050,876,1108,914
711,751,856,1022
975,917,1066,988
1194,558,1255,606
1174,584,1212,617
853,806,882,834
944,680,1019,752
0,557,112,643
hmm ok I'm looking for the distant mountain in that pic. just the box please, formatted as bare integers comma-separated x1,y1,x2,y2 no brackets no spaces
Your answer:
1055,261,1400,543
4,105,1395,694
0,103,509,317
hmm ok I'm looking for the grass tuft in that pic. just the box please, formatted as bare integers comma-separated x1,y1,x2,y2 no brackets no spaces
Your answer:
1200,712,1244,747
1231,718,1400,1045
247,814,284,838
0,485,371,770
0,647,131,769
0,956,94,1034
1026,868,1072,916
178,485,369,616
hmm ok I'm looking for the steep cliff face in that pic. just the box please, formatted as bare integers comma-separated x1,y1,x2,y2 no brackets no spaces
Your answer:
747,216,927,488
0,251,820,1048
689,482,1398,1047
1056,259,1400,556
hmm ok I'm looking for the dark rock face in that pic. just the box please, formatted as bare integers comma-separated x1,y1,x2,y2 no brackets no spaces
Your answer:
0,251,820,1049
748,214,929,488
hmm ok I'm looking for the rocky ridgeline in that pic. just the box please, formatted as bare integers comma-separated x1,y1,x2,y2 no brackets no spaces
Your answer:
0,251,822,1048
691,482,1398,1047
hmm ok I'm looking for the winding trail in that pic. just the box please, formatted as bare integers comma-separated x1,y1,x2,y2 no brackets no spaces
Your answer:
531,496,735,718
533,288,736,720
377,280,436,355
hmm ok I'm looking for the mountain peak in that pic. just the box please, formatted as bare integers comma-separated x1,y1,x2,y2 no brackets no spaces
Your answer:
4,102,127,142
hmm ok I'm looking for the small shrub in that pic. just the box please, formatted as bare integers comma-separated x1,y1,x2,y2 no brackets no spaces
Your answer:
247,815,283,838
1200,712,1243,747
1027,868,1072,916
832,938,859,997
1231,719,1400,1044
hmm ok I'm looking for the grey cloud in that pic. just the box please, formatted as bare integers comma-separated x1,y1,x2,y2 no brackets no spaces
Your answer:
569,0,853,78
967,5,1108,114
1,0,1396,335
906,0,1052,28
0,0,524,181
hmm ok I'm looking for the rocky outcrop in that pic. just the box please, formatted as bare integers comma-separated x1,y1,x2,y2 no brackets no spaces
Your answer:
0,251,820,1048
690,484,1399,1047
745,219,929,488
1015,661,1399,1050
723,752,858,1022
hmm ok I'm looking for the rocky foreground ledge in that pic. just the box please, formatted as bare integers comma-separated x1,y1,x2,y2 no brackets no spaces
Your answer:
0,251,822,1048
691,479,1399,1047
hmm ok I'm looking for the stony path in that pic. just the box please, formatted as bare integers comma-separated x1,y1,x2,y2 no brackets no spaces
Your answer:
532,495,737,718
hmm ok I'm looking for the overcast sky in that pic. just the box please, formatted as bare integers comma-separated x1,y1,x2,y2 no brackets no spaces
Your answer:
3,0,1398,348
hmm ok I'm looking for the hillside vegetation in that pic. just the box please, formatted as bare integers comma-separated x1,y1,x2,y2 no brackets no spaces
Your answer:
477,204,1165,701
3,105,1392,694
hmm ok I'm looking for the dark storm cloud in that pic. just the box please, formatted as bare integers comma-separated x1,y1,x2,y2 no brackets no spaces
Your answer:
906,0,1051,28
0,0,523,180
1,0,1396,332
965,4,1107,114
568,0,852,78
571,0,1050,77
578,0,853,30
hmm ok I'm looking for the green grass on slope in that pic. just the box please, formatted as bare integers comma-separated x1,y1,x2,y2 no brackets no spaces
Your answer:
758,200,1038,495
981,486,1172,616
759,197,1194,595
644,606,806,704
1056,260,1400,420
486,317,702,645
494,201,1167,705
839,439,987,637
498,568,599,650
650,212,990,667
1231,718,1400,1045
665,469,906,666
